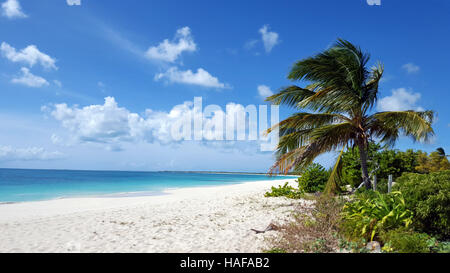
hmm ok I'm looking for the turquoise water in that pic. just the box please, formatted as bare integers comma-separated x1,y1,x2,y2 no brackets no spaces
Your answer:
0,169,292,203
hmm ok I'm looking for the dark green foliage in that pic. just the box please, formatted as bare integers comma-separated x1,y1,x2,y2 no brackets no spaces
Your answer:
394,170,450,239
297,163,329,193
341,142,420,188
264,182,303,199
380,228,431,253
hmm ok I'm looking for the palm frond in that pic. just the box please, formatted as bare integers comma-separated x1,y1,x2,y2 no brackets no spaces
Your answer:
362,62,384,113
270,122,354,174
367,110,434,145
323,145,345,195
265,85,315,108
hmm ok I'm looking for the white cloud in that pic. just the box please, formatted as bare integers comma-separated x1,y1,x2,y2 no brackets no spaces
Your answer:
0,145,63,162
259,25,279,53
12,67,49,87
155,67,228,89
47,96,180,146
402,63,420,74
66,0,81,6
1,0,26,19
145,26,197,63
45,97,259,150
0,42,58,70
257,85,273,99
377,88,424,112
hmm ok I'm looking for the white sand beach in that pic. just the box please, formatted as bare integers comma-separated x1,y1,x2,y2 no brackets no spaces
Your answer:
0,178,310,253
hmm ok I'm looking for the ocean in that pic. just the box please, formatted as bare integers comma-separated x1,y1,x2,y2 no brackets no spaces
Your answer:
0,168,292,203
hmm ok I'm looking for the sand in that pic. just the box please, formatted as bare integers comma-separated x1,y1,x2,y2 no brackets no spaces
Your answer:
0,178,310,253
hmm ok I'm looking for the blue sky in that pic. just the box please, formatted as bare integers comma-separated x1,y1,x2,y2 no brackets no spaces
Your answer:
0,0,449,172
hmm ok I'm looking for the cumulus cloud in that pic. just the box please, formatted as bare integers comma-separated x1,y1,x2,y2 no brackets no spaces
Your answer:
0,146,63,162
47,96,187,146
145,26,197,63
155,67,228,89
257,85,273,99
402,63,420,74
66,0,81,6
1,0,26,19
0,42,57,70
45,97,263,150
259,25,279,53
12,67,49,87
377,88,424,112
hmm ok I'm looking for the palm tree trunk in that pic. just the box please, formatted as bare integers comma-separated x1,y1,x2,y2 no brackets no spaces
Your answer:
358,140,371,189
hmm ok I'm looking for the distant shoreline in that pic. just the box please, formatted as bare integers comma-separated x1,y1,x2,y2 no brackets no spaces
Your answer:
0,167,298,176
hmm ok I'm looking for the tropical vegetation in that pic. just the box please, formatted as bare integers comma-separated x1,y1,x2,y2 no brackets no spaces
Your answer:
264,39,449,253
297,163,329,193
266,39,434,193
394,170,450,239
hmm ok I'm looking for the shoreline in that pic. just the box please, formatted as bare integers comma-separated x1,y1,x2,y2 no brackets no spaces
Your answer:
0,178,308,253
0,179,298,222
0,176,296,206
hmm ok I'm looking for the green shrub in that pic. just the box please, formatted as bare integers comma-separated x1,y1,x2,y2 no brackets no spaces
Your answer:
341,143,420,188
435,242,450,253
381,228,431,253
341,191,413,242
264,182,303,199
297,163,329,193
394,170,450,239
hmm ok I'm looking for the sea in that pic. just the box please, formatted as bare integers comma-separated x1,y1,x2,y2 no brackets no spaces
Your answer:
0,168,292,203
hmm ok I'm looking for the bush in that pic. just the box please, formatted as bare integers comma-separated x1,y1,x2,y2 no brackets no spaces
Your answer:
341,191,413,242
297,163,329,193
394,170,450,239
381,228,431,253
264,182,303,199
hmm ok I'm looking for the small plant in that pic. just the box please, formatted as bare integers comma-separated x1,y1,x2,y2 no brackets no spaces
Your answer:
264,182,303,199
297,163,329,193
341,191,413,242
338,238,368,253
263,248,287,253
305,238,328,253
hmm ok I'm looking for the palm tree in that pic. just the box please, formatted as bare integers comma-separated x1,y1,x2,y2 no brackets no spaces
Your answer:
436,147,449,158
266,39,434,193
